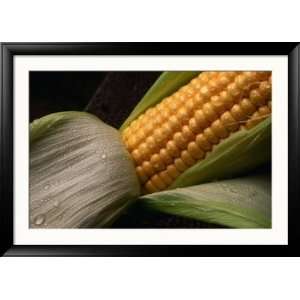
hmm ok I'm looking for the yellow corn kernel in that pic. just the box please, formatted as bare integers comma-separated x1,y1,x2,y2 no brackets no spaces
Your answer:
131,149,143,165
239,98,257,116
195,133,212,151
211,119,229,139
151,174,167,190
150,153,165,172
136,166,148,184
182,125,195,141
174,158,188,172
181,150,196,166
159,148,173,165
249,89,266,107
159,170,173,186
202,102,219,122
230,104,245,121
203,127,219,145
173,132,189,150
166,140,181,158
194,109,210,129
211,95,227,115
145,181,159,193
189,117,202,134
141,161,155,177
187,142,205,160
220,111,240,132
166,164,180,179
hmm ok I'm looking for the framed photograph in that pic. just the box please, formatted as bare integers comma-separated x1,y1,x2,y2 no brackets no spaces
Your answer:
0,43,299,256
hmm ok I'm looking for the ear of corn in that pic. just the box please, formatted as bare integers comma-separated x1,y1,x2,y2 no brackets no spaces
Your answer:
122,71,272,193
30,112,140,228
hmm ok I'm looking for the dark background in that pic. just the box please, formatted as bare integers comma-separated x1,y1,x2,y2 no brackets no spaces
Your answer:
29,71,223,228
29,71,161,128
30,72,106,121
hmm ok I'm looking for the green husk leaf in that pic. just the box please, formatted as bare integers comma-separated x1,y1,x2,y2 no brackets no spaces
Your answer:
171,117,271,188
30,111,140,228
120,71,200,131
139,173,271,228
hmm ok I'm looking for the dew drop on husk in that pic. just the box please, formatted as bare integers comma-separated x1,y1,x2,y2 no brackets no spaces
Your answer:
34,214,45,225
53,200,60,208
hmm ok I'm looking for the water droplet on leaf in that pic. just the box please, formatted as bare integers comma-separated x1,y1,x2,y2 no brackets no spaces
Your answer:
34,214,45,225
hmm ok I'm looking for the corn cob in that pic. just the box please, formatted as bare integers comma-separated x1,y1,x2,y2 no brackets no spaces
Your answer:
122,71,272,193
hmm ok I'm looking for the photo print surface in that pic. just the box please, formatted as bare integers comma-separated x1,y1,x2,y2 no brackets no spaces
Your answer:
29,71,272,229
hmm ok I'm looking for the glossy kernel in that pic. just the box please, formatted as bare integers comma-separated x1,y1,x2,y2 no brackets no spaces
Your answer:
195,133,212,151
159,170,173,186
187,142,205,160
203,128,219,144
220,111,239,132
181,150,196,166
211,119,229,139
150,154,165,171
174,158,188,172
151,174,167,190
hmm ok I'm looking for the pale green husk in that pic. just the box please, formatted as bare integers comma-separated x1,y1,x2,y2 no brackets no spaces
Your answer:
139,173,271,228
30,111,140,228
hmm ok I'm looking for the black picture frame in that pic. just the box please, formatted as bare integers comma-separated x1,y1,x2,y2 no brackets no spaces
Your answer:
1,42,299,257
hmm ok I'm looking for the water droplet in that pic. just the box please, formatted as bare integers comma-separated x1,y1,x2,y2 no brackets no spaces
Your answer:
58,213,64,221
34,214,45,225
44,184,50,190
53,200,59,208
101,154,107,159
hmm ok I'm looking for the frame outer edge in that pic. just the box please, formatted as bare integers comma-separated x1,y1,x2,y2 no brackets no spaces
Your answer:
1,42,299,55
1,42,299,256
0,43,5,256
288,43,300,244
1,44,14,256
